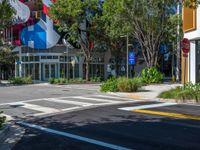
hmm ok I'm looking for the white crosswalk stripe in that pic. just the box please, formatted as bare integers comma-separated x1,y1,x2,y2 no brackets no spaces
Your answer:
20,103,60,114
73,96,119,103
45,98,93,107
1,94,138,119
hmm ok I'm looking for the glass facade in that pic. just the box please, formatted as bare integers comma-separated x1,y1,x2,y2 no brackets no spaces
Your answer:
15,54,81,81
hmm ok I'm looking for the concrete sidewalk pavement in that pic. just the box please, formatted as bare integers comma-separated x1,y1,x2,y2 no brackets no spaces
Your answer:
109,83,181,100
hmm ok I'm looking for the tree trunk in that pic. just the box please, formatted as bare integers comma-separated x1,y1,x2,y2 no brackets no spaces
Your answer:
85,60,90,81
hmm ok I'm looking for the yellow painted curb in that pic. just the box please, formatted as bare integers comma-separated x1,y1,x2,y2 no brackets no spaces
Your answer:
128,95,144,99
133,109,200,121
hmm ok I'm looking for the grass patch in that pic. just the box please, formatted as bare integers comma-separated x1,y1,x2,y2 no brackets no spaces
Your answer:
158,83,200,103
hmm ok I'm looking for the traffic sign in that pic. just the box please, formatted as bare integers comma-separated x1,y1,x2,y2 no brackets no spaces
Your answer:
15,60,22,65
181,38,190,54
128,51,136,65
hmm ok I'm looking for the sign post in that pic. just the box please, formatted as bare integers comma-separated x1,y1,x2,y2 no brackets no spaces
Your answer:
128,51,136,78
181,38,190,88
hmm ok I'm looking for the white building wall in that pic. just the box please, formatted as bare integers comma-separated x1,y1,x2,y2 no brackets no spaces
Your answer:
184,7,200,84
189,41,196,83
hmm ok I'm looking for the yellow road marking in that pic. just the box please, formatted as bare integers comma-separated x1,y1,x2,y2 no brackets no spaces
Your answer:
128,95,144,99
133,109,200,121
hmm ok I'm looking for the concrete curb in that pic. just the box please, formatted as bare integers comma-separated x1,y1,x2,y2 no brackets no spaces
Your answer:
108,92,200,106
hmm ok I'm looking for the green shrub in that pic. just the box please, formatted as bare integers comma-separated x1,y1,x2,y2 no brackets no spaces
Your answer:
54,78,61,84
158,88,180,99
100,77,118,92
100,77,143,92
158,83,200,102
0,111,6,129
23,76,32,84
9,76,32,84
90,76,101,82
141,67,164,84
117,77,143,92
59,78,67,84
48,78,55,84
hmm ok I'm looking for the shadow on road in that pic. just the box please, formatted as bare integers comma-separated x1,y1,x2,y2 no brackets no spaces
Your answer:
12,105,200,150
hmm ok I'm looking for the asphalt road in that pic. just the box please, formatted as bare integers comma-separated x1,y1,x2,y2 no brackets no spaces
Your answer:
0,84,100,103
14,102,200,150
0,84,200,150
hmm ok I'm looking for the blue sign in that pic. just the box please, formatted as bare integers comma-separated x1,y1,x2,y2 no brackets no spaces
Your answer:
128,51,136,65
159,44,168,54
15,61,22,65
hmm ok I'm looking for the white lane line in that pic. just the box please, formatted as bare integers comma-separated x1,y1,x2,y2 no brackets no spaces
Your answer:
19,103,59,114
118,102,177,111
17,122,132,150
73,96,118,103
45,98,93,107
34,106,82,116
61,106,81,111
57,86,99,91
95,95,139,101
0,96,78,106
0,99,46,106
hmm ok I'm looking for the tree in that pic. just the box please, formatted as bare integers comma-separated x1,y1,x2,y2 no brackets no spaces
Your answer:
0,0,15,80
0,0,15,32
102,0,183,68
184,0,200,8
49,0,105,81
0,46,16,79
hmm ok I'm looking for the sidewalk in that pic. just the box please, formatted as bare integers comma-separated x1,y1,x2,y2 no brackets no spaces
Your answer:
109,83,181,100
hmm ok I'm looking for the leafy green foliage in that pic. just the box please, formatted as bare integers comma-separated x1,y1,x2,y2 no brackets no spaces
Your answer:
0,111,6,129
90,76,101,82
0,46,17,65
49,77,101,84
49,0,105,81
100,77,143,92
9,76,32,84
0,0,15,31
117,77,143,92
102,0,182,67
141,67,164,84
100,77,118,92
158,83,200,102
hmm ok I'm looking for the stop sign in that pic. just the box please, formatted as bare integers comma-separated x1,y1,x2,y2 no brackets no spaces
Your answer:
181,38,190,53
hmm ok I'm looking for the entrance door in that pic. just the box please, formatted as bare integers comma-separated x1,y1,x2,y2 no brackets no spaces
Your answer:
50,64,56,78
43,64,56,80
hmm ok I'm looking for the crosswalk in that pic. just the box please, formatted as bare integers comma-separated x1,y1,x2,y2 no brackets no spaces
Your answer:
0,95,137,119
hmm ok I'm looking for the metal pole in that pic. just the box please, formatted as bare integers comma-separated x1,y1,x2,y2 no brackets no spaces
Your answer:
66,46,69,80
127,34,129,79
184,57,186,88
176,0,180,82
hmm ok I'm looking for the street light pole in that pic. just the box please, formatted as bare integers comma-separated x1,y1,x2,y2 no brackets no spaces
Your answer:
64,46,69,79
121,34,131,79
126,34,129,79
62,34,69,80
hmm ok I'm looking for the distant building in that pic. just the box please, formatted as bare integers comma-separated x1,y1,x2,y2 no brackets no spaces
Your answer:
182,4,200,83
